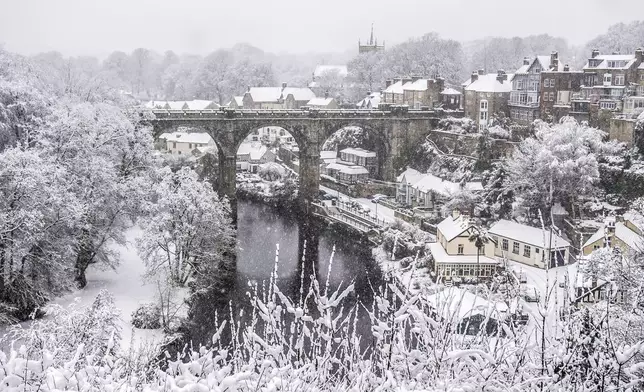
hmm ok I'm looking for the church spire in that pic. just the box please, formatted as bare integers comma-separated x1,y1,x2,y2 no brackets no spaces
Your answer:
369,23,374,46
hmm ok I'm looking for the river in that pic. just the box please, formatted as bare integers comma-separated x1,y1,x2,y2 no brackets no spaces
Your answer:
183,199,386,348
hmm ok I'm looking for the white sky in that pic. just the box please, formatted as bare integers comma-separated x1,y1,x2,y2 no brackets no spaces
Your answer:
0,0,642,57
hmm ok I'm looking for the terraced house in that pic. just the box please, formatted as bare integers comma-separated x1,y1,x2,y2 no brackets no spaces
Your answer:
381,76,445,109
509,52,564,125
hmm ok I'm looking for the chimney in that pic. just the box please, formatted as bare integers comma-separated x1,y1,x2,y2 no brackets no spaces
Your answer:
471,71,479,82
563,64,570,72
523,57,530,65
394,77,403,84
281,82,287,89
324,90,329,99
385,79,392,88
591,49,600,58
496,69,507,82
636,48,644,63
402,77,412,85
247,85,251,92
478,69,485,75
550,51,559,70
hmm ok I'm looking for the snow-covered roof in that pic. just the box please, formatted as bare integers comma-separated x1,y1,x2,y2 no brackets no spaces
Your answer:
463,74,513,93
307,97,334,107
357,92,381,109
313,65,348,78
326,163,369,175
436,215,475,242
383,80,404,94
616,222,643,251
186,100,219,110
246,87,316,103
488,220,570,250
320,151,337,160
425,286,508,321
229,96,244,107
237,142,267,159
159,132,213,145
582,226,605,249
403,79,431,91
441,87,462,95
624,211,644,234
412,173,483,196
397,167,424,185
147,100,189,110
583,54,637,70
340,147,376,158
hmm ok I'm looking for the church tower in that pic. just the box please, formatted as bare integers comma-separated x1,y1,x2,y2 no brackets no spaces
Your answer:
358,24,385,54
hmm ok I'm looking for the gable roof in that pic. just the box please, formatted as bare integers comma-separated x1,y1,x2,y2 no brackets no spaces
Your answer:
357,91,381,109
413,173,483,196
441,87,462,95
488,220,570,249
616,221,643,251
246,87,316,103
463,74,513,93
437,215,476,242
340,147,376,158
583,226,605,249
397,167,424,185
583,54,637,70
159,132,213,144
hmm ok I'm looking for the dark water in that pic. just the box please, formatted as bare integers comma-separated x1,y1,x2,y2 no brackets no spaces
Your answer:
183,199,385,347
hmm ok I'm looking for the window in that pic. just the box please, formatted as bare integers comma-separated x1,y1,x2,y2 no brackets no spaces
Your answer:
615,74,625,85
172,142,176,149
641,74,644,81
551,79,556,87
549,92,555,101
188,143,192,149
535,248,540,253
502,239,509,251
524,245,531,258
543,79,549,88
512,242,520,254
457,244,464,255
480,100,488,110
600,101,617,110
594,245,601,250
493,236,498,248
517,80,524,90
637,86,644,96
603,74,612,85
480,111,488,121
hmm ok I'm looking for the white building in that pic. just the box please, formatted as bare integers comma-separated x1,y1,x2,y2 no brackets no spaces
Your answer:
339,148,377,176
158,132,215,155
325,163,369,183
488,220,571,268
396,168,483,209
236,142,277,172
146,100,220,110
430,212,499,280
357,91,382,109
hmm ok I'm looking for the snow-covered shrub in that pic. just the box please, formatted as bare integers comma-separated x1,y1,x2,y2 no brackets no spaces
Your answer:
437,116,476,134
487,125,510,139
131,302,162,329
258,162,286,181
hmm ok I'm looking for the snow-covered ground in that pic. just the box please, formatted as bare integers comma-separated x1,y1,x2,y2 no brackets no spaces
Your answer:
1,226,165,354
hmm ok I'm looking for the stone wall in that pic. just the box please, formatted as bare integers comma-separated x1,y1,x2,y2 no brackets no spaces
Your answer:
609,118,637,147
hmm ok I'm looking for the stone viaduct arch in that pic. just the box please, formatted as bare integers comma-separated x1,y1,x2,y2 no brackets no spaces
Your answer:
149,108,455,219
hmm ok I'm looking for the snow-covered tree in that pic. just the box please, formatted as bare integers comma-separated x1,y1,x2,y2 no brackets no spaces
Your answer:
137,167,235,287
505,117,623,221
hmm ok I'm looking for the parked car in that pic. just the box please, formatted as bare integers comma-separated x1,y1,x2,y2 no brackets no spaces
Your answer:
522,284,540,302
371,194,387,203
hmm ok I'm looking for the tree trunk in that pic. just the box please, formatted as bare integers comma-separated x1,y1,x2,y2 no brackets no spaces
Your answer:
74,229,94,289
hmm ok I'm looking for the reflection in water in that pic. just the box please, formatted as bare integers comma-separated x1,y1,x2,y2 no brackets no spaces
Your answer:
184,200,384,348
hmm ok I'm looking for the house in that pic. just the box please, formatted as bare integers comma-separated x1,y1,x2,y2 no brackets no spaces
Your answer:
228,96,244,109
440,87,462,110
319,151,337,173
306,97,339,109
509,53,564,125
581,214,644,256
158,132,215,155
358,25,385,54
356,91,382,109
573,270,623,305
579,48,644,126
339,148,377,176
242,83,316,109
488,220,571,268
539,64,585,122
278,143,299,164
236,143,276,172
381,76,445,109
395,168,483,210
462,70,513,130
426,287,511,335
325,163,369,183
246,126,293,145
430,212,499,280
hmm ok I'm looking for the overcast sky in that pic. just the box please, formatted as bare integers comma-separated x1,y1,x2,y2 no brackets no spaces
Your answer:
1,0,642,57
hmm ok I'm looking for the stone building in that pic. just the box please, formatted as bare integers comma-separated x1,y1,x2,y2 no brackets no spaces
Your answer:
358,25,385,54
578,48,644,126
539,65,584,122
382,76,445,109
461,70,513,130
509,53,564,125
242,83,316,109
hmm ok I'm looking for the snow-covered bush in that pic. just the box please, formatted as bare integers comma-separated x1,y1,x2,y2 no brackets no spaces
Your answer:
258,162,286,181
131,302,162,329
487,125,510,139
437,116,476,134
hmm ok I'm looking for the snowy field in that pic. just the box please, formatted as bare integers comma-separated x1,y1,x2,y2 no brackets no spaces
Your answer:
1,226,165,354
